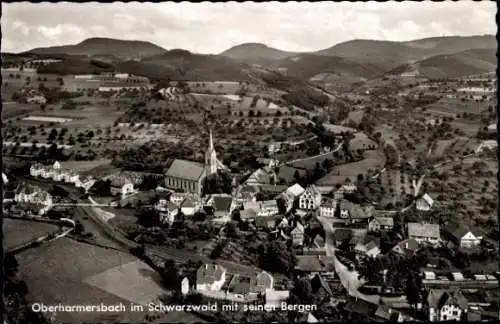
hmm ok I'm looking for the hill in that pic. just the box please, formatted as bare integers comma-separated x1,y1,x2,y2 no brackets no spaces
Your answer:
413,48,497,79
26,37,167,60
37,57,115,75
220,43,298,65
117,49,252,81
315,35,496,71
271,53,385,84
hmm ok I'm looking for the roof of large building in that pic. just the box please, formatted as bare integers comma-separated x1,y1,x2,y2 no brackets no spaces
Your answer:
408,222,440,239
165,159,206,181
445,222,481,239
303,184,322,197
295,256,334,272
104,173,134,188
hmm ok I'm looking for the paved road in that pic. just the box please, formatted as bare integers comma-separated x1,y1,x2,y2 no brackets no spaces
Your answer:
318,216,380,304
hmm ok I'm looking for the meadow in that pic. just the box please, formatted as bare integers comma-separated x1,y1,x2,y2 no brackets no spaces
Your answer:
3,219,60,250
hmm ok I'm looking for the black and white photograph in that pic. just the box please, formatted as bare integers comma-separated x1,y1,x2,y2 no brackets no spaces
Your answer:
1,1,498,323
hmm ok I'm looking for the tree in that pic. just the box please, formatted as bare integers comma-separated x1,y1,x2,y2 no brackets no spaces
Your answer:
162,259,181,290
405,271,421,316
74,220,85,235
291,278,314,304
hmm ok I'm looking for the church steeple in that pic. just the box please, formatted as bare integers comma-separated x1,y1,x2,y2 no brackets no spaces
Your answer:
205,128,218,176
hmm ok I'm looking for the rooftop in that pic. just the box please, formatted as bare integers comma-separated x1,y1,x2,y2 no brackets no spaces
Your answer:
165,159,205,181
408,222,440,238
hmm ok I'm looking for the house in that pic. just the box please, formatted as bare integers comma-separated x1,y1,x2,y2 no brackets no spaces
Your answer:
408,222,440,245
277,217,289,229
240,208,258,222
14,184,53,215
354,237,381,260
368,216,394,232
181,277,190,295
234,185,259,204
426,289,468,322
164,159,206,197
334,183,357,199
255,216,277,230
391,238,419,256
259,200,279,217
279,183,304,213
245,168,272,186
105,173,135,198
196,264,226,292
226,271,274,300
63,170,80,184
337,200,373,223
242,200,279,218
265,289,290,310
291,222,305,246
319,198,337,217
299,185,322,210
374,305,404,322
30,163,45,177
27,95,47,104
445,223,483,248
297,312,319,323
295,256,335,277
313,234,325,249
156,200,179,225
208,194,233,218
170,192,187,206
333,228,353,247
180,197,200,216
416,193,434,211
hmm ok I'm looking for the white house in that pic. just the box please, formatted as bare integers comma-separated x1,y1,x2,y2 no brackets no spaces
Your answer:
170,192,187,206
156,200,179,225
265,289,290,310
299,185,322,210
416,193,434,211
368,217,394,232
30,163,45,177
105,173,135,198
426,289,468,322
27,95,47,104
63,170,80,184
14,184,53,215
243,200,279,218
446,223,483,248
408,222,440,245
196,264,226,292
181,277,190,295
180,197,200,216
319,198,337,217
291,222,305,246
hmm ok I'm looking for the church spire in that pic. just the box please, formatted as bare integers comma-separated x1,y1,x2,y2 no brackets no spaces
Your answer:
205,128,218,176
209,128,214,153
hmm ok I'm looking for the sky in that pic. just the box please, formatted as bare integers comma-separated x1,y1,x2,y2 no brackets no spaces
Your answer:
2,1,497,54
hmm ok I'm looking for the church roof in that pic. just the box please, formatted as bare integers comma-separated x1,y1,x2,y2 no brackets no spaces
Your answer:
165,159,205,181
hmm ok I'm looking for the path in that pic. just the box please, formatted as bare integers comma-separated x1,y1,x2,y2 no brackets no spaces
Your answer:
285,142,343,165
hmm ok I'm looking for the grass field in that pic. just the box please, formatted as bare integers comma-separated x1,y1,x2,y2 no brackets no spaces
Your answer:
3,219,60,250
188,81,242,94
350,132,377,151
60,159,112,173
344,109,364,124
323,123,357,134
316,150,385,185
16,238,159,323
426,97,489,116
287,151,337,169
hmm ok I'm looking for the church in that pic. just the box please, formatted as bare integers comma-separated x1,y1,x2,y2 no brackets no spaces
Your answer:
164,129,227,197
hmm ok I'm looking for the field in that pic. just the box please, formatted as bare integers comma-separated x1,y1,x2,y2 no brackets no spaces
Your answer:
59,159,112,173
316,150,385,185
323,123,357,134
287,150,337,169
3,219,61,250
349,132,377,151
344,109,364,124
187,81,243,94
425,97,490,117
22,115,73,123
16,237,163,323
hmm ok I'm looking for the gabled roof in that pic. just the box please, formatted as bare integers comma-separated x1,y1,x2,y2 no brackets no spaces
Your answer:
321,197,336,208
339,200,372,218
313,234,325,247
212,195,233,212
295,256,334,272
446,222,481,239
261,200,278,209
303,184,322,197
421,193,434,206
408,222,440,238
374,305,401,321
104,172,134,188
286,183,305,197
165,159,205,181
392,238,419,254
371,216,394,227
291,222,304,234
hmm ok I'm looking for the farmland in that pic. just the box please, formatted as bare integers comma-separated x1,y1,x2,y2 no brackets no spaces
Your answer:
15,237,164,323
316,150,385,185
425,97,490,117
3,219,61,250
